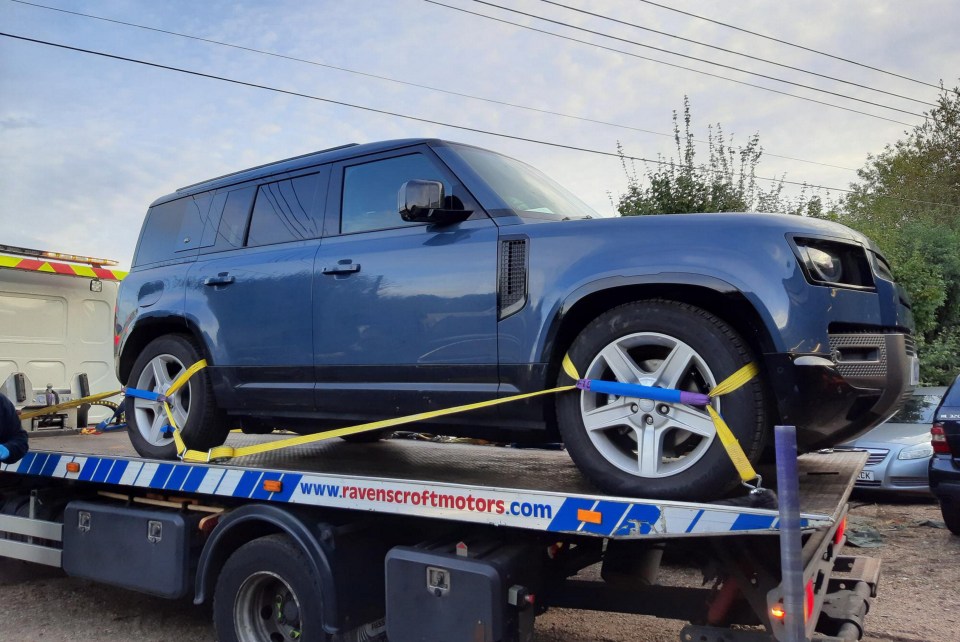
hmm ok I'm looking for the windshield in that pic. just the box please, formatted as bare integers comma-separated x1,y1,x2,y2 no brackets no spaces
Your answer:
452,145,598,220
890,393,942,423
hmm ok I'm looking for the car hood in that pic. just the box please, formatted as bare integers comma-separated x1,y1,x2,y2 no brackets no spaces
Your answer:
840,422,932,448
533,212,877,251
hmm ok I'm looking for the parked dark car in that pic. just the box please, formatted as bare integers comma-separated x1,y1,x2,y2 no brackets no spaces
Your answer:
930,374,960,534
115,138,916,500
837,387,944,495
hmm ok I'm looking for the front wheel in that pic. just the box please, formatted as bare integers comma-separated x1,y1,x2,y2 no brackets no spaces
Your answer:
556,300,766,500
125,334,228,459
214,534,326,642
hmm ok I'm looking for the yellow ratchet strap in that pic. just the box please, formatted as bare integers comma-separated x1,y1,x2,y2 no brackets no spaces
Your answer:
707,362,761,486
166,357,579,463
18,389,123,420
165,354,760,484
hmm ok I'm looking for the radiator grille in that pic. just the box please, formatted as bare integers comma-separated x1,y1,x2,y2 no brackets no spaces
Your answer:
499,239,528,319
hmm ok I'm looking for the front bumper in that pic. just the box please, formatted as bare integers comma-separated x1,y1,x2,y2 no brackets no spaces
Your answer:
837,448,931,495
765,332,917,450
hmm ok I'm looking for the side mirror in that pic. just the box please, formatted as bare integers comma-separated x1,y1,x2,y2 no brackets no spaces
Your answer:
399,180,472,225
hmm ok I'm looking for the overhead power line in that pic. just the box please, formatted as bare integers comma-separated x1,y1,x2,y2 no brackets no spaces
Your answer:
469,0,927,119
635,0,942,91
3,31,956,212
425,1,916,128
540,0,936,107
6,0,856,173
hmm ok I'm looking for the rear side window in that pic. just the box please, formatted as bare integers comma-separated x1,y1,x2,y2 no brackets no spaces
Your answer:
216,187,257,250
944,378,960,406
133,198,188,266
247,174,322,246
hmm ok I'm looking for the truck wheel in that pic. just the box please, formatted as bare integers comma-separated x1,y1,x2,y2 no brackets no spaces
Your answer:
556,300,766,500
214,534,326,642
126,334,228,459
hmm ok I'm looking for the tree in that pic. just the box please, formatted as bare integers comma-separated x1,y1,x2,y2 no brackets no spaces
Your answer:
615,97,823,216
826,83,960,384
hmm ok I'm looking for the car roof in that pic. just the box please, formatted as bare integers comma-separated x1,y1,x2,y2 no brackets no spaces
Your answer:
156,138,449,205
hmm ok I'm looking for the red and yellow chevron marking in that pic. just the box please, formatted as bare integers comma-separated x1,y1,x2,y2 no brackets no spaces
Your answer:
0,254,127,281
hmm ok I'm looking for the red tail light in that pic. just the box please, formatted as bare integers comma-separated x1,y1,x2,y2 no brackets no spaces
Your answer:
932,423,951,455
804,578,815,621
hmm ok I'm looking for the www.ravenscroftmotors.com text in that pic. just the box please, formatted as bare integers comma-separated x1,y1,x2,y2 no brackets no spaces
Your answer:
298,481,553,518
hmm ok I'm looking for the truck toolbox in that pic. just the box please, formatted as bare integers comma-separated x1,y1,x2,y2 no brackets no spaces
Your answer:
62,500,201,598
386,539,539,642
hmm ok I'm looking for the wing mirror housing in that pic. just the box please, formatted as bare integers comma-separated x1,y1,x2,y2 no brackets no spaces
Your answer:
399,180,472,225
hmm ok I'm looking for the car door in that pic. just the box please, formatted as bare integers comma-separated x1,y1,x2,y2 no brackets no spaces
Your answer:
185,169,328,412
313,146,499,421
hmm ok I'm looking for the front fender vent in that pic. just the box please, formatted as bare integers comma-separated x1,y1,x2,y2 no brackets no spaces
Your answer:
499,238,528,319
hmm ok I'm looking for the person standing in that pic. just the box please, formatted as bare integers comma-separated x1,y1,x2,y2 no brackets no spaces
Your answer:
0,392,29,465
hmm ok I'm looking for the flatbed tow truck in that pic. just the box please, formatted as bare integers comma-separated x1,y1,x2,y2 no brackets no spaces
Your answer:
1,429,878,642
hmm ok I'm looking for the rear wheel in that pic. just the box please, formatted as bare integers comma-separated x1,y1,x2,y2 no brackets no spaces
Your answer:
125,334,228,459
940,498,960,536
214,534,326,642
556,300,766,500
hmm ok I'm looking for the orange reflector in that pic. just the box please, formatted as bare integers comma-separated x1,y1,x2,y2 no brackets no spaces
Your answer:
262,480,283,493
66,462,81,473
577,509,602,525
833,516,847,546
770,604,786,620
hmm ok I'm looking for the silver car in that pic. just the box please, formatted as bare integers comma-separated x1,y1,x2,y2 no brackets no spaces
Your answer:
838,387,946,495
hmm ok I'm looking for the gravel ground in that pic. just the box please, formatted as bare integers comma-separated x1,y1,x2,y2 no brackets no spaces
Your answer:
1,498,955,641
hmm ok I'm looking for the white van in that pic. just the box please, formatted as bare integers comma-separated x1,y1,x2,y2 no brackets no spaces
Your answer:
0,244,126,427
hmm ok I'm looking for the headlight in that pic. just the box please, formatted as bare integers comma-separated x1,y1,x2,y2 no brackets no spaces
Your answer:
804,247,843,282
792,238,874,289
898,442,934,460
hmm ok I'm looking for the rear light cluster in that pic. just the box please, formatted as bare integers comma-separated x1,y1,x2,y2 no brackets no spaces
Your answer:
932,423,951,455
770,578,816,623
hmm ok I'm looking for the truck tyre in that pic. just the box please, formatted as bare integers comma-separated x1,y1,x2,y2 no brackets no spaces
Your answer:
126,334,228,459
214,534,326,642
556,300,766,500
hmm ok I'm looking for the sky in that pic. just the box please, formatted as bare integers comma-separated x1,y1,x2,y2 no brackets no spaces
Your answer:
1,0,957,269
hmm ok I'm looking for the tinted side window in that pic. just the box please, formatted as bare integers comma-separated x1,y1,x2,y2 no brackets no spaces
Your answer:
945,378,960,406
217,187,257,250
341,154,450,234
177,193,215,253
247,174,322,247
133,198,188,266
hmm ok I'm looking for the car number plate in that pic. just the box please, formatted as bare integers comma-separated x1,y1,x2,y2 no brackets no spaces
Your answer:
858,470,875,481
910,356,920,386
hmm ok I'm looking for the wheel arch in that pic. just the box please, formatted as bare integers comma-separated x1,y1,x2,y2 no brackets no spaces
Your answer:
541,276,779,432
118,316,211,384
194,504,340,632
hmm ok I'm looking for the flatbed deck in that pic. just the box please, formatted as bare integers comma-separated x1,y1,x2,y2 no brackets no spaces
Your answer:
3,431,866,540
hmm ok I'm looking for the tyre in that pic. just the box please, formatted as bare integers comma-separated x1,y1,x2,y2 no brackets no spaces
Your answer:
214,534,326,642
340,429,390,443
126,334,228,459
556,300,766,500
940,498,960,536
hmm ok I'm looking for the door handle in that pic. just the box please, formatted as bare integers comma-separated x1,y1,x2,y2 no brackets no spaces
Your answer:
322,262,361,275
203,272,235,286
